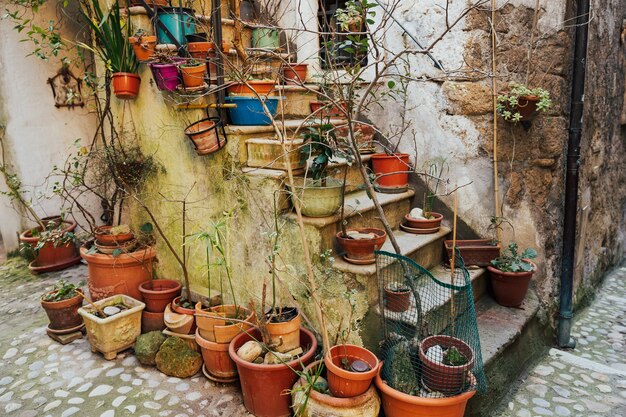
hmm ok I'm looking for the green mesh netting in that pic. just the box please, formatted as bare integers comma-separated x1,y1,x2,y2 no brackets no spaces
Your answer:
375,250,487,396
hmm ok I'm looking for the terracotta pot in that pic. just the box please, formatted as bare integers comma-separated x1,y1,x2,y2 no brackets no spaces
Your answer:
282,63,308,84
512,95,539,121
336,122,376,152
487,260,536,307
375,363,476,417
172,296,196,315
138,279,181,313
229,327,317,417
20,220,79,272
129,35,157,62
324,344,379,398
111,72,141,100
184,118,225,155
94,225,135,247
287,178,343,217
227,80,276,96
266,309,301,353
130,0,168,6
40,290,84,332
163,304,195,335
404,212,443,231
180,63,206,87
418,335,475,395
196,328,238,379
187,41,216,59
370,153,411,192
444,239,501,267
384,286,411,312
80,244,156,302
141,310,166,333
309,101,346,117
195,303,254,343
336,228,387,264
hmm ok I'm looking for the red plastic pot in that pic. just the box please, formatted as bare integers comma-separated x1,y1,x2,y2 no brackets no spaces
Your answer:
40,290,83,332
324,344,379,398
282,63,308,84
370,153,411,191
418,335,475,395
138,279,181,313
111,72,141,99
487,260,536,307
336,228,387,264
229,327,317,417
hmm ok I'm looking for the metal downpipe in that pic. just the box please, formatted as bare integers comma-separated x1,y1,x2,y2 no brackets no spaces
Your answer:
557,0,591,349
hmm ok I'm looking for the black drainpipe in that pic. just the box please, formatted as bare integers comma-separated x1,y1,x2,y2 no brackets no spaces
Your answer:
557,0,591,349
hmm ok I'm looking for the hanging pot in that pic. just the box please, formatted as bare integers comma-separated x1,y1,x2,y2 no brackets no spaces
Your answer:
149,62,180,91
155,7,196,46
370,153,411,193
180,63,207,88
111,72,141,99
184,117,226,156
129,35,157,62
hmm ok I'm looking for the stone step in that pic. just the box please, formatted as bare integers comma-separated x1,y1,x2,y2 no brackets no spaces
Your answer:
276,85,320,118
466,291,546,416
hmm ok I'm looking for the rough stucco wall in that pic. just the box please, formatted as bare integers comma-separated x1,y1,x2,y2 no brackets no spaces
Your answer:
0,0,98,249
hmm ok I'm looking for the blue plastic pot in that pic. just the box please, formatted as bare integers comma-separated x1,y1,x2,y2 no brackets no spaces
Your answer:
225,96,281,125
155,7,196,46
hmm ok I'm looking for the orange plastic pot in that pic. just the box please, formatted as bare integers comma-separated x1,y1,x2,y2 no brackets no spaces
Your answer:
375,363,475,417
227,80,276,95
111,72,141,99
80,244,156,301
41,290,83,332
138,279,181,313
229,327,317,417
129,35,157,62
324,344,379,398
181,64,206,87
336,228,387,264
370,153,411,191
487,260,536,307
196,329,237,379
282,63,308,84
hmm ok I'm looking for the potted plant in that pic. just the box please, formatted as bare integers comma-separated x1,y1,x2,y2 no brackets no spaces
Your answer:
129,29,156,62
224,95,281,125
403,158,446,234
226,79,277,96
41,280,85,334
149,53,182,91
384,282,411,313
487,242,537,307
336,228,387,264
418,335,475,394
324,344,379,398
497,82,552,122
79,1,140,99
444,216,504,267
78,294,145,360
180,59,207,88
184,117,226,156
20,217,80,273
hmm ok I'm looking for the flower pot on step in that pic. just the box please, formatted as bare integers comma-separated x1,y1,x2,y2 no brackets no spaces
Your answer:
287,178,343,217
418,335,475,395
336,228,387,264
336,122,376,152
384,284,411,313
229,326,317,417
444,239,501,267
370,153,411,193
246,138,305,171
138,279,182,313
129,35,157,62
282,63,308,84
309,101,346,118
224,96,280,125
227,80,276,96
149,62,180,91
265,307,301,353
41,290,84,333
404,212,443,233
487,260,536,307
80,244,156,302
291,360,381,417
324,344,380,398
78,294,145,360
184,117,226,156
375,362,476,417
196,328,238,380
112,72,141,99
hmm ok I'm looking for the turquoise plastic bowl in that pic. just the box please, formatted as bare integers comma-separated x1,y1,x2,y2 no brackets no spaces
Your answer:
155,7,196,46
225,96,282,125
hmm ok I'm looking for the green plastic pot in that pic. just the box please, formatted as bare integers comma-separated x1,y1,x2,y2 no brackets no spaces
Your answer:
252,28,280,49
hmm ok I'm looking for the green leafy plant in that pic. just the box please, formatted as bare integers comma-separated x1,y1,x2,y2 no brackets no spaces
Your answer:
335,0,366,32
496,83,552,122
490,242,537,272
442,346,468,366
41,279,85,302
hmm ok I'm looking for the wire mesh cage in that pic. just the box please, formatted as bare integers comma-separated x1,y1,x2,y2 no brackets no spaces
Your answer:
376,250,487,397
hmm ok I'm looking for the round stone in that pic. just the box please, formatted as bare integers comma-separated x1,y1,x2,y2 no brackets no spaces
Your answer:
103,306,121,316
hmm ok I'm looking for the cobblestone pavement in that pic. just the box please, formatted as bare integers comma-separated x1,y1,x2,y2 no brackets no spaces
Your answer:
496,266,626,417
0,258,251,417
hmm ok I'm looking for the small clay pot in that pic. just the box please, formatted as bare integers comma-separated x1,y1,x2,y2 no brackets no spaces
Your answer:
404,212,443,231
282,63,308,84
418,335,475,395
487,260,536,307
138,279,182,313
336,228,387,264
384,286,411,312
196,329,238,379
324,344,379,398
41,290,84,332
94,225,135,246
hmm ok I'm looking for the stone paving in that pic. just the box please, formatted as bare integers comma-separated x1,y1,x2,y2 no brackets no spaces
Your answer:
495,266,626,417
0,258,251,417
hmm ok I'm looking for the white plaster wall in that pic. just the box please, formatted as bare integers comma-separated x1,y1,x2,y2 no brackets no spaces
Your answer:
0,0,98,250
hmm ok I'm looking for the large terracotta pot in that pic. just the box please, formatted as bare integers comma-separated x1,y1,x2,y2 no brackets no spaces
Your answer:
229,327,317,417
418,335,475,395
80,244,156,302
291,360,381,417
487,260,536,307
111,72,141,100
370,153,411,192
336,228,387,264
20,220,80,273
196,329,238,379
138,279,181,313
375,363,476,417
40,290,84,332
324,344,379,398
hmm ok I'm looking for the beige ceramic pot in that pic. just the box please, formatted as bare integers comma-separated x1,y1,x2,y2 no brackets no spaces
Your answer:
288,178,343,217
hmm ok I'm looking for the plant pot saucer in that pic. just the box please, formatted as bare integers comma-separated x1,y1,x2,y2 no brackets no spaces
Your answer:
376,185,409,194
29,255,82,274
400,223,440,235
46,322,85,336
202,364,238,384
343,255,376,265
177,83,209,94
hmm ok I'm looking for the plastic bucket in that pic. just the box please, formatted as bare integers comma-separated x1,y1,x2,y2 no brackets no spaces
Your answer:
156,7,196,46
225,96,281,125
